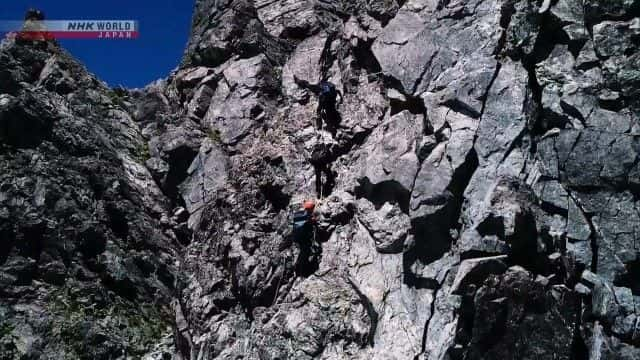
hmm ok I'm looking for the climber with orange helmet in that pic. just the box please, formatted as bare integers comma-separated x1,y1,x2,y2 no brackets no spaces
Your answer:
303,199,316,212
292,199,321,276
293,199,317,241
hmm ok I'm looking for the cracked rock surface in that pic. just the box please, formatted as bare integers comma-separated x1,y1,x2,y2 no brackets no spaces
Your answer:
4,0,640,359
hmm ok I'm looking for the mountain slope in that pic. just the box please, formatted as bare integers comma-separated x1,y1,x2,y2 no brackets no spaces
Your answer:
0,38,180,359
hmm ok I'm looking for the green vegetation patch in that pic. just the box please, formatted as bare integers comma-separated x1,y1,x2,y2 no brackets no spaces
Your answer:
47,285,170,359
134,142,151,163
207,128,222,143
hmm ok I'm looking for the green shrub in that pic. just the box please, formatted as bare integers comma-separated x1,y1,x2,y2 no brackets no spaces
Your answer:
0,321,14,339
107,87,128,108
134,142,151,163
207,128,222,143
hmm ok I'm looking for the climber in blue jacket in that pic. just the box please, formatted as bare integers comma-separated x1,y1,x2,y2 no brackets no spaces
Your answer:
292,200,321,276
293,76,343,132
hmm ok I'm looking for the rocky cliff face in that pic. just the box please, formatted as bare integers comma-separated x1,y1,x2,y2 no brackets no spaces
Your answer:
3,0,640,359
0,39,180,358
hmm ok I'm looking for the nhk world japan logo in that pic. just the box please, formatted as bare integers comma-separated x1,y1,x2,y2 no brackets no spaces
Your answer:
1,20,139,39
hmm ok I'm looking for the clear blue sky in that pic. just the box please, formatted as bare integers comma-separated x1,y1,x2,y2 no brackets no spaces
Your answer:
1,0,195,88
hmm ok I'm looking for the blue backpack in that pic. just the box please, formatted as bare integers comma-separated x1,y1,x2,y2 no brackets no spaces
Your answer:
320,81,337,102
292,211,313,243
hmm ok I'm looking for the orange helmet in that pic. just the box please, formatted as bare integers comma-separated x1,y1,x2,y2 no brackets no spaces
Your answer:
303,200,316,211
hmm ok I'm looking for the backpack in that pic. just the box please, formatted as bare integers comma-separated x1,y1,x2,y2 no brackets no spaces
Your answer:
310,143,330,166
319,81,337,103
292,210,312,243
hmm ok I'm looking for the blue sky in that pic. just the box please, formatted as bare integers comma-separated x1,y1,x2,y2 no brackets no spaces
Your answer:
1,0,195,88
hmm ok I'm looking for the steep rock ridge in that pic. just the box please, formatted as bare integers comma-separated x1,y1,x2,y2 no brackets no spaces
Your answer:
4,0,640,359
148,0,640,358
0,38,181,358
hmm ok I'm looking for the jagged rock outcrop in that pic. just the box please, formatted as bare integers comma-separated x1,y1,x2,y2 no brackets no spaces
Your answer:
0,32,179,359
4,0,640,359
